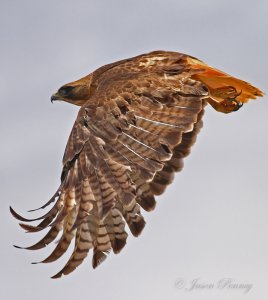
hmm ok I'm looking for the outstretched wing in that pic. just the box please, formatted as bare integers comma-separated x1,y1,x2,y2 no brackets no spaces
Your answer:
11,59,209,278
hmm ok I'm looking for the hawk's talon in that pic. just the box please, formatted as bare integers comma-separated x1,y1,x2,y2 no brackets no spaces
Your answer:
225,90,243,112
231,99,243,111
221,97,243,113
208,87,244,113
227,89,243,111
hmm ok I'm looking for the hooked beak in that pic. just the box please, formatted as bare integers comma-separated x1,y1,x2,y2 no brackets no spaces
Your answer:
51,93,62,103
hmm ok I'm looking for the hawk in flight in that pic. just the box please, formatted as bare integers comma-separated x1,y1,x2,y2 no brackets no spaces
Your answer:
11,51,264,278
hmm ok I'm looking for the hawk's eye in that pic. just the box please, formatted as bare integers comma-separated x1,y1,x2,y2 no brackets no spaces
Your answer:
58,86,74,96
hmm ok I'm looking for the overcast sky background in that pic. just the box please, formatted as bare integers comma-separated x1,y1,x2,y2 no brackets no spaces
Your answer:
1,1,268,299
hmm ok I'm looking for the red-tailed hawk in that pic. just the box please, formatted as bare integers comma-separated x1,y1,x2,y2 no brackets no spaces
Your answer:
10,51,264,278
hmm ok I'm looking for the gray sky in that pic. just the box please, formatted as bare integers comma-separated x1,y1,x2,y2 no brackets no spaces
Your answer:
1,0,268,299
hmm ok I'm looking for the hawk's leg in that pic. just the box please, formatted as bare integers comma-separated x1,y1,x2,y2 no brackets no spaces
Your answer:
207,86,243,114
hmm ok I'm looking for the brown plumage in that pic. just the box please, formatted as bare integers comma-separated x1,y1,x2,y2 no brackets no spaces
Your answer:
10,50,264,278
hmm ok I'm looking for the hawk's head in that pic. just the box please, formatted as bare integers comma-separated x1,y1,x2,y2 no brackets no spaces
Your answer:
51,74,92,106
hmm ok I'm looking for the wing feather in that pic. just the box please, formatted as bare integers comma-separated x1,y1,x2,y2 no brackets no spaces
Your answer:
51,221,93,278
23,223,63,250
